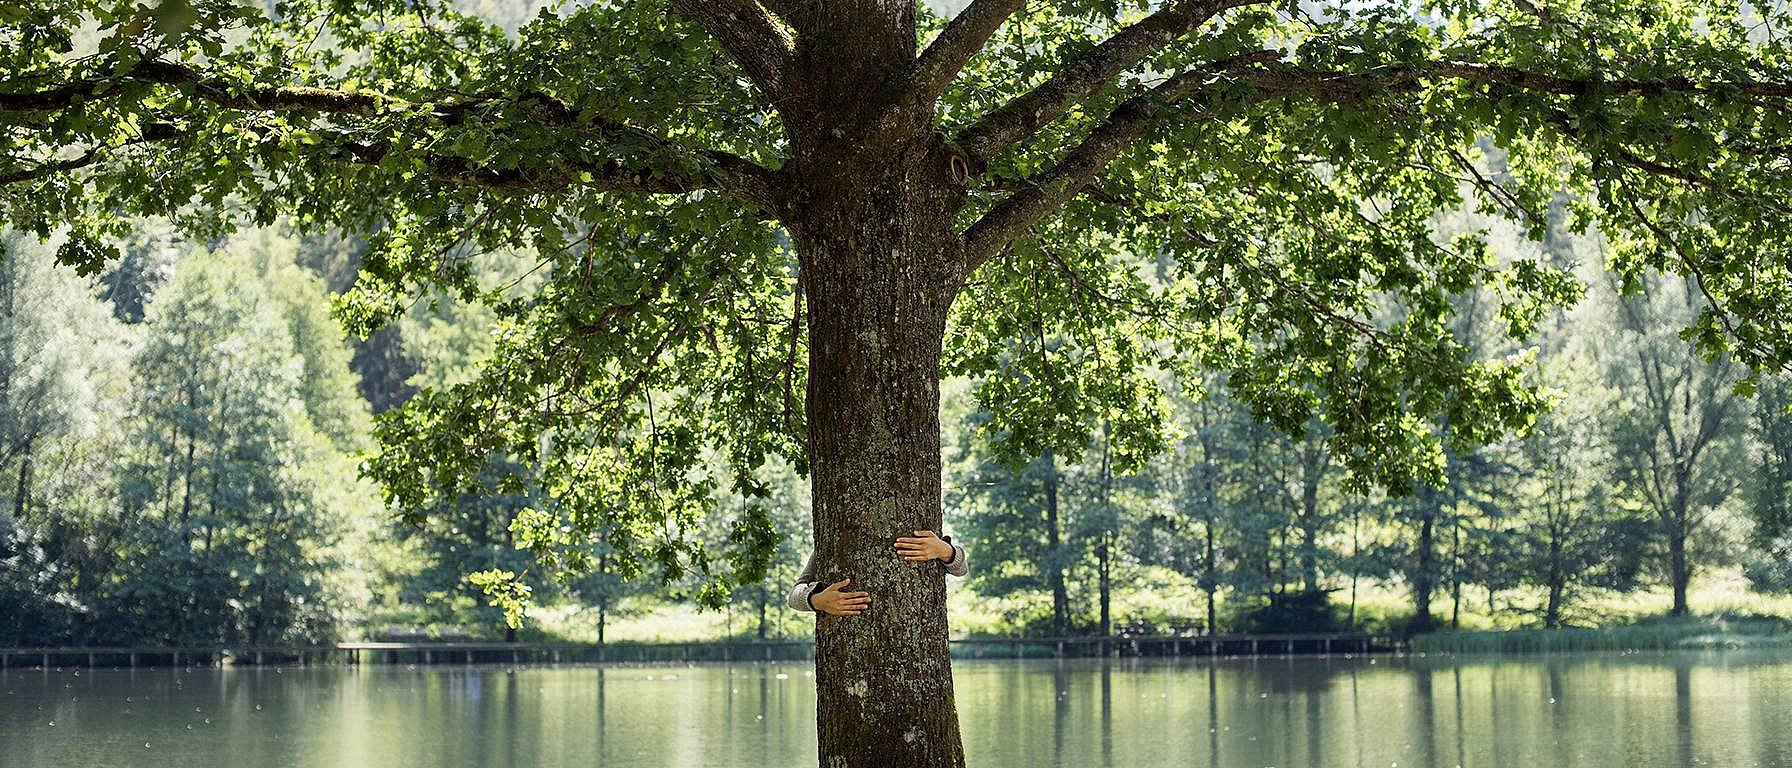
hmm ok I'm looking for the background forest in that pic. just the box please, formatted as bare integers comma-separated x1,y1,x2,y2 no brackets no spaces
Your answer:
5,1,1792,649
4,169,1792,648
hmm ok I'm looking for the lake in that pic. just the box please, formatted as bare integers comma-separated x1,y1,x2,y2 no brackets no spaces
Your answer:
7,650,1792,767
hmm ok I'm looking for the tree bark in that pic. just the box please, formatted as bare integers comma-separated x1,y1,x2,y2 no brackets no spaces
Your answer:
793,135,968,767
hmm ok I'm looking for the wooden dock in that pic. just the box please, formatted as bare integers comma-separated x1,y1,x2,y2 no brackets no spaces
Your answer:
0,633,1405,669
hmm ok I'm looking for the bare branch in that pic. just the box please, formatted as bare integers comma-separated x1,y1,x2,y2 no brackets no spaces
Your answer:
953,0,1267,169
669,0,796,102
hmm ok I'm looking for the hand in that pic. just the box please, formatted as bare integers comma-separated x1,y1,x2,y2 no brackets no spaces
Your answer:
809,578,870,617
895,530,955,563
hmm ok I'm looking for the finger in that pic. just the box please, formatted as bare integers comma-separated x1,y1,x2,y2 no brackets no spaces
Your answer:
895,543,927,551
842,591,869,599
826,578,851,592
894,538,925,546
913,530,936,539
900,553,931,561
837,609,864,616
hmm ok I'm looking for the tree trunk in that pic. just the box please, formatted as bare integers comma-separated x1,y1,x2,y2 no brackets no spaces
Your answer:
1347,502,1360,630
1668,524,1690,616
1098,532,1112,636
795,145,968,767
1202,514,1217,635
757,585,769,640
1412,488,1437,633
1668,478,1692,616
1043,449,1068,637
1298,483,1319,592
1096,434,1113,637
11,435,29,522
1545,531,1563,629
598,550,610,645
1449,522,1462,630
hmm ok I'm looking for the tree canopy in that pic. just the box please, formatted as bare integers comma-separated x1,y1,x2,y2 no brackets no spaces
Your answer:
8,0,1792,613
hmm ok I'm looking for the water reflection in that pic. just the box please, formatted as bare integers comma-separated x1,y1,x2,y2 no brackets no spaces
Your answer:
7,651,1792,767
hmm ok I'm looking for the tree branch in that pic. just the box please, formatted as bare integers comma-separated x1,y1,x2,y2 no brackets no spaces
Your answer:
0,122,181,184
962,51,1276,267
291,130,787,210
1,59,416,116
668,0,795,103
966,53,1792,267
953,0,1266,169
902,0,1029,110
1623,196,1792,375
1,59,790,213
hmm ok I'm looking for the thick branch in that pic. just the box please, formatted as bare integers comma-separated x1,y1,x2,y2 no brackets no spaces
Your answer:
962,52,1275,267
968,54,1792,266
1,59,414,116
1236,60,1792,102
296,131,787,208
954,0,1265,168
1,59,789,212
903,0,1029,109
669,0,795,103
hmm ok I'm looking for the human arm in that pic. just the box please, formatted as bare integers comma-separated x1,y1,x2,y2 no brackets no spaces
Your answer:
787,552,872,616
894,530,969,577
789,578,870,616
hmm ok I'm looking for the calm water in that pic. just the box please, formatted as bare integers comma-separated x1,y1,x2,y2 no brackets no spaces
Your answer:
6,651,1792,767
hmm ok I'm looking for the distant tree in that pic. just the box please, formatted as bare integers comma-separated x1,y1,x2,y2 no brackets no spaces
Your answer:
1742,376,1792,592
0,233,132,644
1604,276,1749,616
1510,355,1643,627
1144,380,1234,635
105,242,366,643
947,441,1073,635
709,456,811,641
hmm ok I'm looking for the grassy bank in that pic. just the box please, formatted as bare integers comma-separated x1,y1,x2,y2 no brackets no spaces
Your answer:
1411,615,1792,654
380,568,1792,646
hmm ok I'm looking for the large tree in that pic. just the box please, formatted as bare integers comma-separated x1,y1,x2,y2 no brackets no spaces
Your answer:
10,0,1792,764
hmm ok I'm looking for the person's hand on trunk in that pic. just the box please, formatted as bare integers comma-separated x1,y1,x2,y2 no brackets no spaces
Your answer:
809,578,870,616
895,530,955,563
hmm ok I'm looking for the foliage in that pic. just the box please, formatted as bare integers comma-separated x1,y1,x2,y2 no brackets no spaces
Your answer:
1234,588,1346,634
11,0,1792,655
